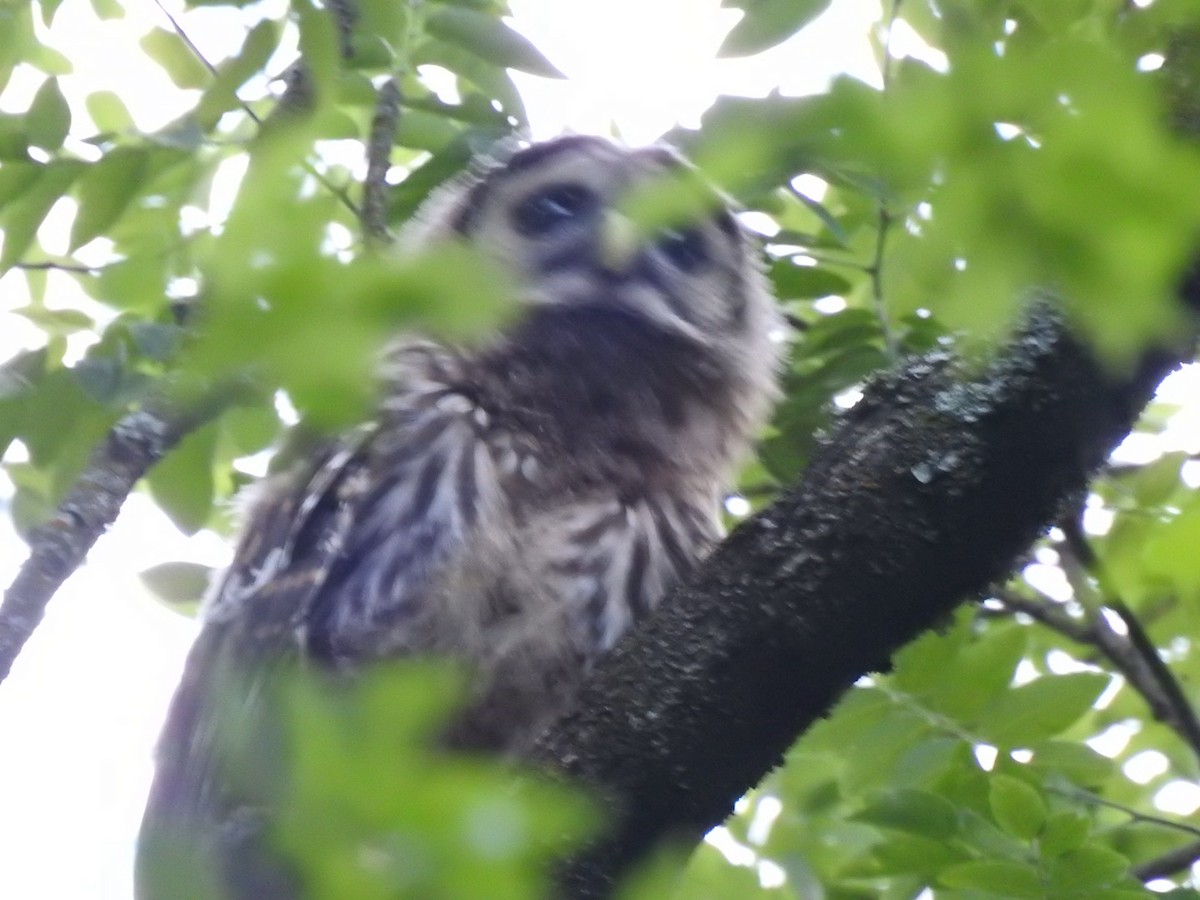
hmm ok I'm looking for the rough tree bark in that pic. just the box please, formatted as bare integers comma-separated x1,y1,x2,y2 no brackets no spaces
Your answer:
534,285,1200,899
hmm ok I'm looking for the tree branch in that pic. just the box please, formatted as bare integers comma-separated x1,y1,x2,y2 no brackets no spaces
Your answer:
1003,505,1200,765
1134,838,1200,882
1002,588,1200,767
0,380,242,685
533,291,1200,899
1111,600,1200,758
361,78,401,246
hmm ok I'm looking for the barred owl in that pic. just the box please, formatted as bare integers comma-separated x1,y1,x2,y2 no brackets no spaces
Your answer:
137,135,782,897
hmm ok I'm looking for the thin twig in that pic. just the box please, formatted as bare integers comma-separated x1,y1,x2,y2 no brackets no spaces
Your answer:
1057,507,1099,568
1111,600,1200,756
153,0,220,79
1048,783,1200,841
152,0,362,223
13,261,103,275
0,379,245,685
783,311,810,332
996,589,1200,762
1056,520,1200,760
996,589,1090,641
869,0,904,360
361,79,401,245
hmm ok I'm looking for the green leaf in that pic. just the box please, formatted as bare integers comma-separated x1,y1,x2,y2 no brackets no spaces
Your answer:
0,160,83,270
838,708,930,793
0,112,29,159
870,833,971,877
11,481,56,538
988,774,1046,841
147,422,219,534
681,91,849,200
38,0,65,27
929,625,1029,722
1017,0,1095,32
85,90,135,133
27,77,71,151
939,859,1044,897
1028,740,1114,789
93,256,169,314
139,561,214,614
125,321,182,362
221,402,281,456
356,0,408,49
72,352,138,406
23,264,46,304
140,27,211,90
0,161,45,212
425,8,564,78
1037,811,1089,859
395,109,464,151
295,0,340,104
16,378,112,505
1047,844,1129,893
718,0,833,58
12,305,93,335
344,32,392,70
28,43,72,76
387,128,485,218
979,672,1110,747
1115,451,1189,508
415,41,528,123
89,0,124,19
673,843,775,898
195,20,281,128
271,664,594,900
194,125,513,425
69,147,149,251
853,789,959,840
769,259,851,299
1143,491,1200,598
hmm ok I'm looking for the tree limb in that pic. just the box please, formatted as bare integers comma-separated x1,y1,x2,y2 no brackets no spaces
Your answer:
533,289,1200,899
1134,838,1200,882
0,381,242,685
361,78,401,246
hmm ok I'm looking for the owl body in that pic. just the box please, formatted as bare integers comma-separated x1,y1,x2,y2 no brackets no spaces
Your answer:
138,136,781,896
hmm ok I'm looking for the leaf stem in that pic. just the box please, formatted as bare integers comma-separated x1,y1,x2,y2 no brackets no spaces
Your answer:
151,0,361,223
870,0,904,361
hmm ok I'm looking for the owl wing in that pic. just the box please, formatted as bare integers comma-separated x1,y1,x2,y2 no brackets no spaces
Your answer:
140,383,493,897
137,427,382,898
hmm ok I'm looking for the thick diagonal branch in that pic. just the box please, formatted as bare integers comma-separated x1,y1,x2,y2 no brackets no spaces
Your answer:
535,292,1199,900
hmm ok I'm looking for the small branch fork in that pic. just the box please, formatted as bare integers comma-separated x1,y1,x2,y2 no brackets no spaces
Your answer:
995,508,1200,880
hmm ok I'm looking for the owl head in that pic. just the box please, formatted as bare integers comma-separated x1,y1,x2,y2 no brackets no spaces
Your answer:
405,135,784,437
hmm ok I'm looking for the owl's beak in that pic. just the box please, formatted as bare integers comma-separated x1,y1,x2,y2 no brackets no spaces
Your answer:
597,209,639,274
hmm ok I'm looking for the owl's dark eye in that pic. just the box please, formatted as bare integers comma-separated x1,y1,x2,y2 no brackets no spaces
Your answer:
656,227,709,273
513,182,597,236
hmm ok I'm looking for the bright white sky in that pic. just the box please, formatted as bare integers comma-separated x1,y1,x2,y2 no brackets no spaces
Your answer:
0,1,1197,898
